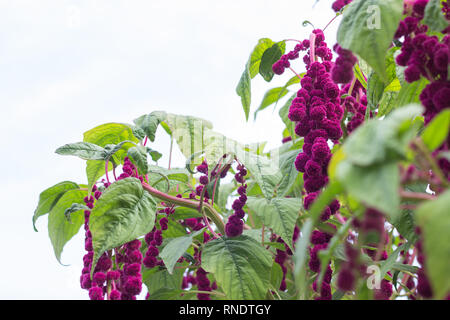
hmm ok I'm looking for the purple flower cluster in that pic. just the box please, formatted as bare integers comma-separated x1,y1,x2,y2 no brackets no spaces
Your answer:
336,242,360,292
308,224,335,299
80,185,114,300
331,0,352,12
272,29,333,76
275,29,344,299
395,0,450,180
80,157,150,300
331,44,357,84
195,268,213,300
225,164,248,238
273,226,300,291
342,94,370,133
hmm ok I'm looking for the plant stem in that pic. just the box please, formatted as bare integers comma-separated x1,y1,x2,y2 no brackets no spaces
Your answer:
168,137,173,170
399,189,436,201
105,160,110,184
323,13,340,32
309,33,317,64
141,182,225,235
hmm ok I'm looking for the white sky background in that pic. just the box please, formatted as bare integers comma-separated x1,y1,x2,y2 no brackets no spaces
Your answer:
0,0,340,299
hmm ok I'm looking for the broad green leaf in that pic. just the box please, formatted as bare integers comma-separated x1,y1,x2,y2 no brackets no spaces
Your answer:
83,122,138,162
423,0,449,32
259,41,286,82
89,177,157,273
246,197,301,250
160,229,204,274
377,91,399,117
48,189,88,263
337,161,400,217
202,235,272,299
416,190,450,299
366,46,398,110
394,77,429,109
143,268,185,295
337,0,404,82
163,114,213,165
133,111,167,142
254,87,289,120
242,228,271,243
131,125,146,141
33,181,79,231
236,149,282,200
249,38,276,78
344,104,423,166
276,149,301,197
236,38,276,121
147,288,197,300
102,141,136,162
421,110,450,151
127,146,148,175
55,142,106,160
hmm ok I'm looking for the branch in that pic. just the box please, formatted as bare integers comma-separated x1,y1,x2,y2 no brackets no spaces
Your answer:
141,182,225,235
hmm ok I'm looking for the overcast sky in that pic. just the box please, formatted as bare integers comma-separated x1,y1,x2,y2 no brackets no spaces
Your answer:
0,0,340,299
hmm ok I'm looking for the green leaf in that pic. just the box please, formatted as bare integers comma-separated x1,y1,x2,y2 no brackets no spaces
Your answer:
133,111,167,142
33,181,79,231
276,149,301,197
379,243,409,278
249,38,276,78
160,229,205,274
394,77,429,110
48,189,88,263
344,104,424,166
337,0,404,82
55,142,106,160
143,268,185,295
89,177,157,273
353,63,368,89
254,87,289,120
236,38,276,121
102,141,136,162
259,41,286,82
202,235,272,299
163,114,213,164
377,91,399,117
246,197,301,250
127,146,149,175
421,110,450,151
236,150,282,200
416,190,450,299
236,63,252,121
337,161,400,217
146,147,163,162
423,0,449,32
83,122,138,162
